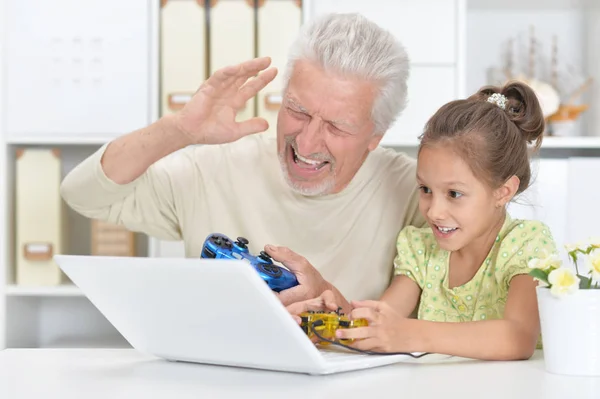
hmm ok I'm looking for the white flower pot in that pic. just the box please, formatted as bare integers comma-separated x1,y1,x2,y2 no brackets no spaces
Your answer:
536,286,600,376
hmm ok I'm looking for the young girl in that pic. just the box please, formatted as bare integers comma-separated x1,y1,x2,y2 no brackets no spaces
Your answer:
290,81,558,361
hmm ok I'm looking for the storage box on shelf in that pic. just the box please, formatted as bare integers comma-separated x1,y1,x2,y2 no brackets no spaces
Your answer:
160,0,302,137
4,144,150,348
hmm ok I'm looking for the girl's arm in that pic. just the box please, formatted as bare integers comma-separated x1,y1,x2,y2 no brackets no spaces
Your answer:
411,275,540,360
345,275,540,360
379,275,422,317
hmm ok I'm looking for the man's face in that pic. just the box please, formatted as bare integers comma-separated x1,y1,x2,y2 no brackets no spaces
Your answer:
276,60,383,196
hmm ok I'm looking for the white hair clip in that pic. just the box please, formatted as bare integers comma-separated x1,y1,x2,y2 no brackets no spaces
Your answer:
487,93,507,110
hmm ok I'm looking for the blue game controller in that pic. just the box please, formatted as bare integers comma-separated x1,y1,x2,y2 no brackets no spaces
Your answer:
200,233,299,292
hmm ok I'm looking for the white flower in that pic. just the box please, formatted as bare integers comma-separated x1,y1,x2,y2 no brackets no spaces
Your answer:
548,268,580,297
528,253,562,271
564,241,588,253
587,250,600,282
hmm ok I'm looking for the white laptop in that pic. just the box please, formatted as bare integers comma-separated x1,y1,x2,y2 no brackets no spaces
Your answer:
54,254,447,375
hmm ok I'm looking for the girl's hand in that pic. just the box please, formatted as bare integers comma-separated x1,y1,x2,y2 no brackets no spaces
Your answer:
336,300,418,353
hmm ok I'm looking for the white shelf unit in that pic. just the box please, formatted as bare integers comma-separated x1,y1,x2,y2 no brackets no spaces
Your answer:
6,284,82,297
0,0,162,349
1,0,600,350
382,136,600,150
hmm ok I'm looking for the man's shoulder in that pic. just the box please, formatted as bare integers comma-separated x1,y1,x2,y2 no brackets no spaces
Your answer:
371,145,417,167
362,145,418,195
369,145,417,181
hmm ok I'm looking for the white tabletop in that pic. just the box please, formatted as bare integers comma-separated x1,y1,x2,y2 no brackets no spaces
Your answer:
0,348,599,399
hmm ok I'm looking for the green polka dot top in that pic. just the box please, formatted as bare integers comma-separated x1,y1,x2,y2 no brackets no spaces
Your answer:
394,214,557,322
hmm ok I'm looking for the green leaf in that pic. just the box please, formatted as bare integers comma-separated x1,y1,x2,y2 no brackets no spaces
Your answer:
529,268,550,284
577,275,592,289
568,251,577,263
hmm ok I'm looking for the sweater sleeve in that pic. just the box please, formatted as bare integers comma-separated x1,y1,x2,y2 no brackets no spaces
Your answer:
60,144,199,241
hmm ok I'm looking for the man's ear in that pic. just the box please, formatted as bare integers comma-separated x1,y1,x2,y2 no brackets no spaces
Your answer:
367,133,384,151
495,175,520,207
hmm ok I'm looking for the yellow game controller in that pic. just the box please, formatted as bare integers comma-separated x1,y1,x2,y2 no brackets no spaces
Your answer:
299,310,368,345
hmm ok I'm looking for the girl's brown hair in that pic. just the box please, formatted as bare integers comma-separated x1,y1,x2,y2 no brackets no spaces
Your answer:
419,81,545,195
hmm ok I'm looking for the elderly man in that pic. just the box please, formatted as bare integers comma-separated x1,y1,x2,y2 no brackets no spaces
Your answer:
60,12,425,312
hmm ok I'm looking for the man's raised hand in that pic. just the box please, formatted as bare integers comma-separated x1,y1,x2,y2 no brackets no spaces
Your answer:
174,57,278,145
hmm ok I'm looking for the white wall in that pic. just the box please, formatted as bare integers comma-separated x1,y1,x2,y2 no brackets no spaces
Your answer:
467,8,590,135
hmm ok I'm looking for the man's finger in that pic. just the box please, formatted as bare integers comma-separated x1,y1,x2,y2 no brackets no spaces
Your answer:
278,286,307,306
285,291,340,320
285,297,315,315
237,56,272,77
264,245,306,272
209,57,272,90
237,67,278,103
235,117,269,137
208,64,241,89
320,290,340,312
233,57,273,88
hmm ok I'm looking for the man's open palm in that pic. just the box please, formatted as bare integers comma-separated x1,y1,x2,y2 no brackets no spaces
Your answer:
175,57,278,145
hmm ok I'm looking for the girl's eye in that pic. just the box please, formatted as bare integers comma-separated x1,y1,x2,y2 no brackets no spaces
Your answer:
449,190,463,199
419,185,431,194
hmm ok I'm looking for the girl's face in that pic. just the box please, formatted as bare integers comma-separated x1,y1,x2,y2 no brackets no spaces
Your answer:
416,145,506,253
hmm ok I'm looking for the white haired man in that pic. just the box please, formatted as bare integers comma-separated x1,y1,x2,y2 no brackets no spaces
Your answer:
60,13,425,312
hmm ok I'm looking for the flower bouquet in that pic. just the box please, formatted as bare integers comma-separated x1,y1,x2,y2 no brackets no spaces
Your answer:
528,239,600,376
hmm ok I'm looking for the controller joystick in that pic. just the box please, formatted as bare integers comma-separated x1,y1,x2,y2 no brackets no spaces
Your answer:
200,233,299,292
235,237,249,249
258,251,271,262
299,310,368,345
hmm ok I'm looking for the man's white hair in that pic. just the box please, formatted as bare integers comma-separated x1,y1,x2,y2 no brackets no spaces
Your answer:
282,12,410,136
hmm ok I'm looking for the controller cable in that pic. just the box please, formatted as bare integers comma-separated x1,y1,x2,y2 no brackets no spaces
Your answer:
308,319,431,358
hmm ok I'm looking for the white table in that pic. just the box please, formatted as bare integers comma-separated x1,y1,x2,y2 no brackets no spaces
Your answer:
0,349,599,398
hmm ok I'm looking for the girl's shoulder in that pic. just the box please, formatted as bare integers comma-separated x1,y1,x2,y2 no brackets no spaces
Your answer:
394,225,447,288
492,217,558,286
499,217,556,248
395,224,446,266
396,224,439,251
